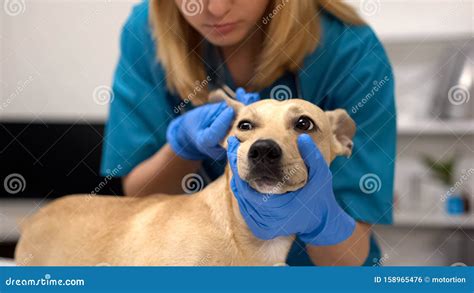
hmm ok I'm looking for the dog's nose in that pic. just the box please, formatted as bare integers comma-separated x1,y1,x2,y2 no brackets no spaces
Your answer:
248,139,282,165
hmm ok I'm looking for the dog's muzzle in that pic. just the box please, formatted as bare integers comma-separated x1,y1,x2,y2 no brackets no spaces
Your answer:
247,139,282,182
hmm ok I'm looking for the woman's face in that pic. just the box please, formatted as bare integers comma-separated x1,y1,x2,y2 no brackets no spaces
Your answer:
174,0,270,47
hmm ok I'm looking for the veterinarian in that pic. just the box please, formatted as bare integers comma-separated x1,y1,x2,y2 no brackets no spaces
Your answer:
101,0,396,266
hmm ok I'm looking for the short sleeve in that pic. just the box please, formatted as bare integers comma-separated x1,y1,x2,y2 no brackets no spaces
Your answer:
302,19,397,224
100,2,174,177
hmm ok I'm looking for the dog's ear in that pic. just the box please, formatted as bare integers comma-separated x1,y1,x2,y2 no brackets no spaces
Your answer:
325,109,356,159
209,89,244,113
209,89,243,151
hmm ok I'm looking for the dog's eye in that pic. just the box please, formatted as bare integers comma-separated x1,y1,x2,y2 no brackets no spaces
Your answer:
294,116,315,132
238,120,254,131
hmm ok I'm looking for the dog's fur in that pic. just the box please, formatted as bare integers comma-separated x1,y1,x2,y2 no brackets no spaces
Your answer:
15,98,355,266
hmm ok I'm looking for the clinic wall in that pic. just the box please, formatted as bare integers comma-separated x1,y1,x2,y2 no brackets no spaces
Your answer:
1,0,139,122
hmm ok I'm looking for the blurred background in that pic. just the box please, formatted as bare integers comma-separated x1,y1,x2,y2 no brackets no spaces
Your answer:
0,0,473,265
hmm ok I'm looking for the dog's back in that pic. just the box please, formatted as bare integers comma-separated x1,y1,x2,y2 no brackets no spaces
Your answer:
15,194,215,266
14,178,271,266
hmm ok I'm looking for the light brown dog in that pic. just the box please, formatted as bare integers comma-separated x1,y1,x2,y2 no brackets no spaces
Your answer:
15,97,355,266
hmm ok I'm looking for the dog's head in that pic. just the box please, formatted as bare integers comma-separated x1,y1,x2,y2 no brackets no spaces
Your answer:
222,97,356,194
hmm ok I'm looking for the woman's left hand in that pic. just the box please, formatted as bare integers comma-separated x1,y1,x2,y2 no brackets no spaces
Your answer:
167,88,259,161
226,134,356,245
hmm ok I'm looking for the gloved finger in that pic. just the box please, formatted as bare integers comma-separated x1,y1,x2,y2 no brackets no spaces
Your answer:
226,136,241,176
235,87,260,105
244,93,260,105
297,134,328,178
204,102,227,126
235,88,246,102
201,107,235,146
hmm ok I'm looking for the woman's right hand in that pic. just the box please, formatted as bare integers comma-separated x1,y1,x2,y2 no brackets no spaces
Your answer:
166,88,259,161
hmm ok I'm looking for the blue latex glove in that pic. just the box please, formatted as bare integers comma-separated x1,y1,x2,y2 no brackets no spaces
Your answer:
167,88,259,161
227,134,356,245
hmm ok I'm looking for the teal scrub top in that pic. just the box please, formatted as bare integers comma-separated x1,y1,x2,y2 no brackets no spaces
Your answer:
101,1,397,266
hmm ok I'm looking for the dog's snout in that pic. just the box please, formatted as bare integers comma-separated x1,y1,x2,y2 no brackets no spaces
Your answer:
248,139,282,165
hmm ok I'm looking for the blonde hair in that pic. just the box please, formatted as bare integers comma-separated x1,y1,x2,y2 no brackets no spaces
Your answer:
150,0,364,105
